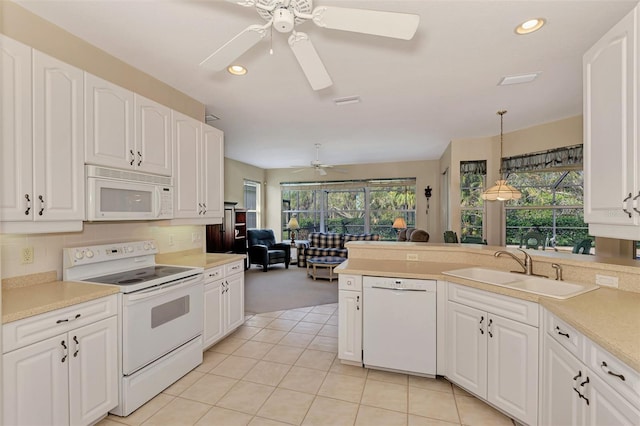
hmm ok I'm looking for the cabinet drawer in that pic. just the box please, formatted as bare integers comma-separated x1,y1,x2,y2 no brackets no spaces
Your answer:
3,295,118,353
448,283,538,327
204,266,224,283
586,339,640,405
225,260,244,276
546,311,583,359
339,274,362,291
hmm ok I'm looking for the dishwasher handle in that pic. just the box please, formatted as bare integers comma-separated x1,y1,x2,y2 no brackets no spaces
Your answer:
370,285,429,292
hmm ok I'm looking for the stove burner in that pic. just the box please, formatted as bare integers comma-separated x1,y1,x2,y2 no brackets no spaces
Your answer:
119,278,145,284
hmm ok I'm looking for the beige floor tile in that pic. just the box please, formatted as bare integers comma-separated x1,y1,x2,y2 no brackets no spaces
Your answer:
317,372,366,403
302,396,359,426
248,417,292,426
265,318,299,332
252,329,288,344
330,359,369,379
195,406,253,426
302,313,331,324
295,349,336,371
163,370,206,396
142,397,211,426
232,325,264,340
257,388,315,425
262,344,305,365
325,315,339,326
256,310,285,318
367,369,409,385
311,305,337,315
216,381,275,415
361,379,408,413
317,324,338,338
211,337,248,354
455,395,513,426
453,385,474,397
279,310,309,321
409,376,453,394
408,387,459,424
243,360,291,386
408,414,461,426
96,419,127,426
233,340,275,359
106,393,174,425
196,351,228,373
211,355,258,379
355,405,409,426
292,306,314,313
245,316,275,328
291,321,324,335
179,374,238,405
279,366,327,394
279,332,315,348
308,335,338,352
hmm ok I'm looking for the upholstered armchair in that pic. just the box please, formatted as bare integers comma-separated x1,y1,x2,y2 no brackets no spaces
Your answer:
247,229,291,272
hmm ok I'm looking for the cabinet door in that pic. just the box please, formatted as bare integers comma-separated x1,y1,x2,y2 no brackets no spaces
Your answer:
173,111,201,218
202,124,224,219
446,301,487,398
33,51,84,221
0,35,33,222
487,314,538,426
134,94,172,176
585,370,640,426
85,73,135,170
68,316,118,426
225,272,245,332
338,290,362,363
3,334,69,426
203,279,225,349
584,7,638,229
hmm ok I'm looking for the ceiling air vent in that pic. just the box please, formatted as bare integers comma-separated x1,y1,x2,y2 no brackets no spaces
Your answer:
205,114,220,124
498,72,541,86
333,96,361,106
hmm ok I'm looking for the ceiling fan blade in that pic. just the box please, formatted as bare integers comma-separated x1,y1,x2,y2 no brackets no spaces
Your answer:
224,0,257,6
288,32,333,91
318,168,328,176
200,24,268,71
312,6,420,40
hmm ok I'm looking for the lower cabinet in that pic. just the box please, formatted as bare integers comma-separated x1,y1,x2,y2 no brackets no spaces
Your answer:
446,283,538,426
337,275,362,363
3,296,118,426
203,260,245,349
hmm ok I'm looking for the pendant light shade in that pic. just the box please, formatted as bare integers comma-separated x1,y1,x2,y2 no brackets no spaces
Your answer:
481,110,522,201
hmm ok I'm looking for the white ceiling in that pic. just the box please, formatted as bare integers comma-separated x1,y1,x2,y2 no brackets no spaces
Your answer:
16,0,638,170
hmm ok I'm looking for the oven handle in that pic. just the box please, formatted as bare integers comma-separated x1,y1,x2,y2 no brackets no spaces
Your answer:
126,275,202,301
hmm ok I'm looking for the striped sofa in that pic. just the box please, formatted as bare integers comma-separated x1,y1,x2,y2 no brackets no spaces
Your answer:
297,232,380,267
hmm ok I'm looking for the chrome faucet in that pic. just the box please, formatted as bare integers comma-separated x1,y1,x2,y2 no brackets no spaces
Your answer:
494,249,547,277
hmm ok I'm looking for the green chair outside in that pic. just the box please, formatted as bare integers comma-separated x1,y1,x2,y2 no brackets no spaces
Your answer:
572,239,593,254
519,231,546,250
461,235,487,245
443,231,458,243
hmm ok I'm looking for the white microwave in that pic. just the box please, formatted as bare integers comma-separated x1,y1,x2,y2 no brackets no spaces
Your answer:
86,165,174,221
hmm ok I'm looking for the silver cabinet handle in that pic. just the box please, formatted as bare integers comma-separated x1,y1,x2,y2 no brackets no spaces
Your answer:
555,326,570,338
479,316,484,334
633,192,640,215
73,335,80,357
24,194,31,215
623,193,632,218
38,195,44,216
601,361,626,381
137,151,142,166
130,149,135,165
487,318,493,338
61,340,68,363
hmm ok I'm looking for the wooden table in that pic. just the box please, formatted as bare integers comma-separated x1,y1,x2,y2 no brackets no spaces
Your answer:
306,256,345,281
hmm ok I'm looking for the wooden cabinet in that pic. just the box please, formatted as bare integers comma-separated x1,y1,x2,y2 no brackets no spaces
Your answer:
203,260,245,350
173,111,224,223
337,275,362,363
445,283,538,425
584,5,640,239
3,296,118,426
206,203,247,262
1,36,84,233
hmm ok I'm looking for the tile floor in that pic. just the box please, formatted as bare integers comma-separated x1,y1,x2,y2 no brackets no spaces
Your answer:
98,303,514,426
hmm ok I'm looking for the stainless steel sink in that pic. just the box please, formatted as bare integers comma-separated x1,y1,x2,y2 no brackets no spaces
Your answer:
443,267,598,299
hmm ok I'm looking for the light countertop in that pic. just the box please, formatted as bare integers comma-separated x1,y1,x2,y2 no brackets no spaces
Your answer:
156,250,246,269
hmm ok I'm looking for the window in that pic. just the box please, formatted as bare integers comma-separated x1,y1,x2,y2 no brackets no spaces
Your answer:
243,180,260,228
281,178,416,241
460,161,486,240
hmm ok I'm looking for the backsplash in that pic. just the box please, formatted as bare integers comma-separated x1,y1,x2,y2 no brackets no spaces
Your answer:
0,223,205,280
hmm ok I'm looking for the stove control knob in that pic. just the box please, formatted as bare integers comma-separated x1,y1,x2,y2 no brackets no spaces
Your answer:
74,250,84,260
143,242,150,250
126,246,134,253
150,242,156,250
85,249,94,259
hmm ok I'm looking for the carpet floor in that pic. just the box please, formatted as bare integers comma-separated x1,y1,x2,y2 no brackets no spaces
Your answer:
244,263,339,314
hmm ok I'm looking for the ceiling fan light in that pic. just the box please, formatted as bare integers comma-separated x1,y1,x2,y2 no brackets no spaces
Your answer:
227,64,247,75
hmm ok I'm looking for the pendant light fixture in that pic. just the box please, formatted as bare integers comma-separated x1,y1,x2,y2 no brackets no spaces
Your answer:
481,110,522,201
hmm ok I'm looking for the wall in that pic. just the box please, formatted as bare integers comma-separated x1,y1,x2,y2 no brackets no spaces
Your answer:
224,158,266,225
0,1,204,120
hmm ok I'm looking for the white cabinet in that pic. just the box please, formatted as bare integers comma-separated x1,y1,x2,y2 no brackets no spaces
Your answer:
133,94,172,175
203,260,245,349
446,283,538,425
3,296,118,426
584,5,640,239
338,275,362,363
541,310,640,425
1,37,84,233
172,111,224,223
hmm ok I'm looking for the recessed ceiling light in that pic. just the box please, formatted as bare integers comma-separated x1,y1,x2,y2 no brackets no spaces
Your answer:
515,18,546,35
227,65,247,76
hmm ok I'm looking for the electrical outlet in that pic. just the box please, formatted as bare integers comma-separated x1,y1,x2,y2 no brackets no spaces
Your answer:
595,274,618,288
21,247,34,264
406,253,418,261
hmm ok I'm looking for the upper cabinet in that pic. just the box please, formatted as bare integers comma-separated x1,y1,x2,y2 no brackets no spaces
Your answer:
85,74,172,176
584,5,640,240
1,35,84,233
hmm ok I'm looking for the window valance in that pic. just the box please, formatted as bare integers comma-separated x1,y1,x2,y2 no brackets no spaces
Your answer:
460,160,487,176
501,144,583,174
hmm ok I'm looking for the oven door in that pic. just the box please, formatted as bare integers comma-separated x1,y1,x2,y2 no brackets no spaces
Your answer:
122,274,203,375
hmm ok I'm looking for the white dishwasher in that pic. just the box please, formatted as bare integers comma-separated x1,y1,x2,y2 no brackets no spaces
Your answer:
363,276,436,376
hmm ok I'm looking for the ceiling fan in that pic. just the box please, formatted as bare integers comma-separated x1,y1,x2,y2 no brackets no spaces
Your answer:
200,0,420,90
291,143,344,175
